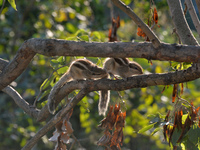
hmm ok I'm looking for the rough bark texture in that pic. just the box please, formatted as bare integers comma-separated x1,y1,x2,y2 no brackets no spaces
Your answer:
1,39,200,91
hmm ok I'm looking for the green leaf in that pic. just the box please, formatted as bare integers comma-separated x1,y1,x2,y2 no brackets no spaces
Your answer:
50,59,59,69
8,0,17,11
66,36,77,41
56,56,65,64
75,29,88,37
123,0,132,5
187,125,200,146
90,31,101,42
66,22,77,33
138,123,156,134
78,35,89,41
151,127,161,136
57,66,68,74
40,76,54,91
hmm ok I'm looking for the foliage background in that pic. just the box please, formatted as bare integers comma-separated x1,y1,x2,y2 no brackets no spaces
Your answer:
0,0,200,149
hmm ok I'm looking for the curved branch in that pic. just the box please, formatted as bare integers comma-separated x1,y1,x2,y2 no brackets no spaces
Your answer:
37,63,200,121
22,88,89,150
2,86,39,118
111,0,161,48
1,38,200,91
185,0,200,36
167,0,199,45
0,40,36,90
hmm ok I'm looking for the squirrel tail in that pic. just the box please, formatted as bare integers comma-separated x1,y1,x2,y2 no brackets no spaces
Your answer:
48,72,71,114
98,90,110,116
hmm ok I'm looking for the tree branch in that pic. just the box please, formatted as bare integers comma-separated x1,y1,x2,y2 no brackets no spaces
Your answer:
110,0,161,48
22,88,89,150
0,41,36,90
2,85,39,118
37,63,200,121
185,0,200,36
167,0,199,45
1,38,200,91
195,0,200,15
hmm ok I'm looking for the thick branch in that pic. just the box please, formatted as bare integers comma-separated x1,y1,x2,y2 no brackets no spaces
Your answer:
2,86,39,118
111,0,161,48
37,63,200,121
1,38,200,91
185,0,200,36
22,89,89,150
14,39,200,61
0,40,36,90
167,0,199,45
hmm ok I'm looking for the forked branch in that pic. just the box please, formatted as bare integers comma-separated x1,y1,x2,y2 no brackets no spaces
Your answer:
111,0,161,48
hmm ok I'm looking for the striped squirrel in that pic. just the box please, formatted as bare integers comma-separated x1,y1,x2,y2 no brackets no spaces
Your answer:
98,58,143,116
48,59,108,114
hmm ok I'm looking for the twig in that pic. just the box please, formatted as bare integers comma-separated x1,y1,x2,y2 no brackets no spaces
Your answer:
2,86,39,118
111,0,161,48
178,97,194,108
71,133,83,148
0,0,6,15
172,28,181,44
185,0,200,37
69,140,75,150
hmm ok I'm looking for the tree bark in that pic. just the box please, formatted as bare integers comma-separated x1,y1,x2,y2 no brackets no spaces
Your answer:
1,38,200,91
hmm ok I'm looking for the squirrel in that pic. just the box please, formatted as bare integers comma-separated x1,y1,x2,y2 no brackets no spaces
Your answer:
47,59,108,114
98,58,143,116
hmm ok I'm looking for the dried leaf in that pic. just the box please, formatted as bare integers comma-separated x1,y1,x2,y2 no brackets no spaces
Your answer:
163,125,168,141
177,109,183,130
60,132,70,144
97,130,111,146
198,116,200,128
161,86,166,93
108,16,120,42
153,8,158,24
49,130,60,142
164,110,170,122
110,129,123,149
177,115,192,143
180,83,184,95
137,27,146,37
172,84,178,103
